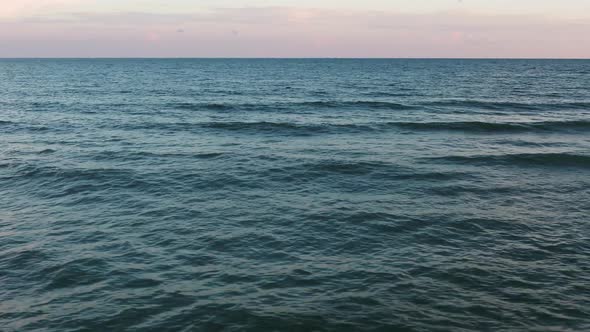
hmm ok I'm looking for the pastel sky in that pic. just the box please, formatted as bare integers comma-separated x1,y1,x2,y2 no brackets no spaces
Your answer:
1,0,589,58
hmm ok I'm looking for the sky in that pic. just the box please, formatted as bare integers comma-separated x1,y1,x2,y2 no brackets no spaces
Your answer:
0,0,589,58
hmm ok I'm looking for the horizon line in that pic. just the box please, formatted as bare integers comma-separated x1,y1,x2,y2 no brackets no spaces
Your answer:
0,57,589,60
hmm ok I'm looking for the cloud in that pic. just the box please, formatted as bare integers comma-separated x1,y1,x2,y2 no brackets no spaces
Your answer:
0,0,82,19
15,6,587,30
1,6,588,58
19,7,300,25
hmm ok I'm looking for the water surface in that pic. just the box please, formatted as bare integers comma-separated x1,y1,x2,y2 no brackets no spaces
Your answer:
0,59,589,331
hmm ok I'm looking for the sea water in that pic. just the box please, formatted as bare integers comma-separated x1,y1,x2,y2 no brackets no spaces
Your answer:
0,59,589,331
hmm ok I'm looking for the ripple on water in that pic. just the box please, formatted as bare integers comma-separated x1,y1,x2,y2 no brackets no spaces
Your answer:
1,59,589,332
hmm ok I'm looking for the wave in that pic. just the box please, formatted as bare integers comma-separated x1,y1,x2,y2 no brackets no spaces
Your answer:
0,121,52,133
12,164,134,182
38,149,57,154
299,101,415,110
201,121,361,134
168,100,415,112
425,99,590,111
87,150,225,162
173,102,244,111
362,92,418,98
40,257,110,290
3,163,159,200
304,159,396,175
429,153,590,168
390,120,590,133
129,151,224,160
265,159,468,182
124,120,590,136
126,121,371,136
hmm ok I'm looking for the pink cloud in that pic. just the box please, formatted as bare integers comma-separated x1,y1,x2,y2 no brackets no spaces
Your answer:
0,7,588,58
0,0,81,18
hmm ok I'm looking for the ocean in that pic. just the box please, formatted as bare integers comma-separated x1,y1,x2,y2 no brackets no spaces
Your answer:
0,59,589,331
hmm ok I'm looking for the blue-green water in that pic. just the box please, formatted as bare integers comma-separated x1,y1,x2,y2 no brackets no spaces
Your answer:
1,59,589,331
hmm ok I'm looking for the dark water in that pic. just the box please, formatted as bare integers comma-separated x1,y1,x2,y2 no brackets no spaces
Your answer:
1,59,589,331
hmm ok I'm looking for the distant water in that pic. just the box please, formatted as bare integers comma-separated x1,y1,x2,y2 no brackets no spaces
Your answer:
1,59,589,331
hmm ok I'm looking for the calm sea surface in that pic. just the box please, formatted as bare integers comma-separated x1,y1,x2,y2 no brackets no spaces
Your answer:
1,59,589,331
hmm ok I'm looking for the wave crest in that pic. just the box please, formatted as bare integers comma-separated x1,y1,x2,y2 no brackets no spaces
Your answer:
426,99,590,111
392,120,590,133
429,153,590,168
168,100,415,112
